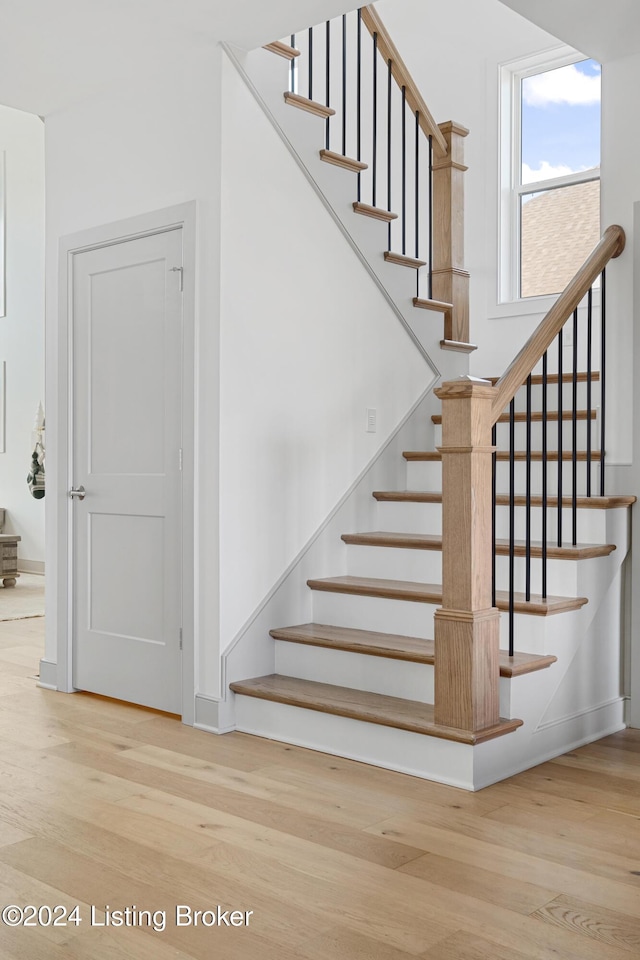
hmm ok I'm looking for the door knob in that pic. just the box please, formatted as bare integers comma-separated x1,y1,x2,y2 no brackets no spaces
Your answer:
69,486,86,501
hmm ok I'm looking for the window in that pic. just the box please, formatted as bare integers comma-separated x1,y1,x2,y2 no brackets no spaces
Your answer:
499,49,601,302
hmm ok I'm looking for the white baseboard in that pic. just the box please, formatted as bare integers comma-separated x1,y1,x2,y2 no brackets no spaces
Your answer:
193,693,232,734
18,560,45,575
37,658,57,690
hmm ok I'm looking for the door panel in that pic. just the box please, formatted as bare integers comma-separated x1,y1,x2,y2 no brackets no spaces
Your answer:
72,228,183,714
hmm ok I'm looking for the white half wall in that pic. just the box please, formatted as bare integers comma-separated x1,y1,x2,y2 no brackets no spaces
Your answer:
219,51,433,657
0,105,45,566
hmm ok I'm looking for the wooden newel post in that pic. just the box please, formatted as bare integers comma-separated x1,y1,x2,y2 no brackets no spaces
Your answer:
433,376,500,731
432,121,470,345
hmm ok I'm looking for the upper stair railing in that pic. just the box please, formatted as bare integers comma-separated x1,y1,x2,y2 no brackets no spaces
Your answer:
435,224,625,735
278,4,470,345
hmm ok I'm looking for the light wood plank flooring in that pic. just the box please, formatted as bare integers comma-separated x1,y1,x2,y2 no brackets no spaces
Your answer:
0,617,638,959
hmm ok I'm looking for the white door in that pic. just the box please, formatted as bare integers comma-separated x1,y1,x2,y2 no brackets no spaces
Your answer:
71,228,184,714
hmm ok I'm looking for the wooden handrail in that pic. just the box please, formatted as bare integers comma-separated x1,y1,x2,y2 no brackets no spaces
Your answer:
360,5,449,158
491,224,625,424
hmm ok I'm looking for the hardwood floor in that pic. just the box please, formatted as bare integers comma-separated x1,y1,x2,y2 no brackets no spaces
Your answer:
0,617,639,958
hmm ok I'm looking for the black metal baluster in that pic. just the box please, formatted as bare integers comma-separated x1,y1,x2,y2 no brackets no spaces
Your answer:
572,308,578,545
372,32,378,208
586,287,593,497
342,14,347,156
525,374,532,602
387,58,392,249
509,399,515,656
542,351,548,599
401,85,406,255
600,268,607,496
356,10,362,201
290,35,296,92
557,332,563,546
325,21,330,150
428,134,433,300
308,27,313,100
492,423,497,609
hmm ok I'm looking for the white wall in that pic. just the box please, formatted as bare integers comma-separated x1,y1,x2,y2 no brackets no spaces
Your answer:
0,106,45,567
600,51,640,473
43,47,223,691
219,51,432,653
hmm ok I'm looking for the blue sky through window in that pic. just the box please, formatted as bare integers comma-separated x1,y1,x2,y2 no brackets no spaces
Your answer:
521,59,600,185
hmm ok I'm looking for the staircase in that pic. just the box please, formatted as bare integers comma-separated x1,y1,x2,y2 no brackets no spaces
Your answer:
224,7,634,790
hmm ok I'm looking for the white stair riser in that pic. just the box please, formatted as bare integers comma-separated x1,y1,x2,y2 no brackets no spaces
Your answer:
274,639,516,716
405,461,441,488
233,693,475,788
346,543,442,582
376,500,443,533
494,554,578,596
492,507,609,544
406,459,603,495
311,588,434,638
310,587,559,652
275,639,433,701
345,543,579,595
434,419,597,450
376,500,610,543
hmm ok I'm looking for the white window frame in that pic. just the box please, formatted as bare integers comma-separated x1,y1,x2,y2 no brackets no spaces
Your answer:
498,45,601,305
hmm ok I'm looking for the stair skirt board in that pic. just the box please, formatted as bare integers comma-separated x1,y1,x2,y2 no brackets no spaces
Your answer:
232,691,625,791
473,695,626,791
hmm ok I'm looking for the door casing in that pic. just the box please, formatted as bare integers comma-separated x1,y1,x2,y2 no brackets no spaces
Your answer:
51,202,196,723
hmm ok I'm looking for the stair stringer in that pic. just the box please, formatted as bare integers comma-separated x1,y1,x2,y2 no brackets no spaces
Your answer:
218,388,441,733
473,510,630,789
222,41,467,372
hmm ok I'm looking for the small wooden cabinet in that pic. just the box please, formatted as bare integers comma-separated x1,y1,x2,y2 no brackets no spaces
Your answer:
0,535,20,587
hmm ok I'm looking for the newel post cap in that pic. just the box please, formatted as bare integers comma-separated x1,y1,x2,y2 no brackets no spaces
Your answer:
435,375,497,402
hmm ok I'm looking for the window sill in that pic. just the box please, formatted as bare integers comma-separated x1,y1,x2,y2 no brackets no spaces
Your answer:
490,287,601,321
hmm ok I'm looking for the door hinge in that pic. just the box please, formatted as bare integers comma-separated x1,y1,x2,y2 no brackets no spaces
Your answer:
179,627,183,650
170,265,184,292
178,448,183,471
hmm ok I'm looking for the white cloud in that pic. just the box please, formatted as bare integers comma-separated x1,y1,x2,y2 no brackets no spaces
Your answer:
522,161,575,184
523,63,601,107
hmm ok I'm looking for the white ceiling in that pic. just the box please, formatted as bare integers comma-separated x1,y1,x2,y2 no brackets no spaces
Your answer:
499,0,640,61
0,0,355,116
3,0,639,118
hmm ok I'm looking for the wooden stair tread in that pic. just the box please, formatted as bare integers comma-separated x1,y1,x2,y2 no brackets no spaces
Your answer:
307,575,588,616
352,202,398,222
270,623,557,677
263,41,300,59
320,149,368,172
384,251,426,269
230,674,522,744
283,91,335,118
412,296,453,312
372,490,636,508
432,409,597,425
403,450,603,462
341,530,615,560
485,372,600,386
